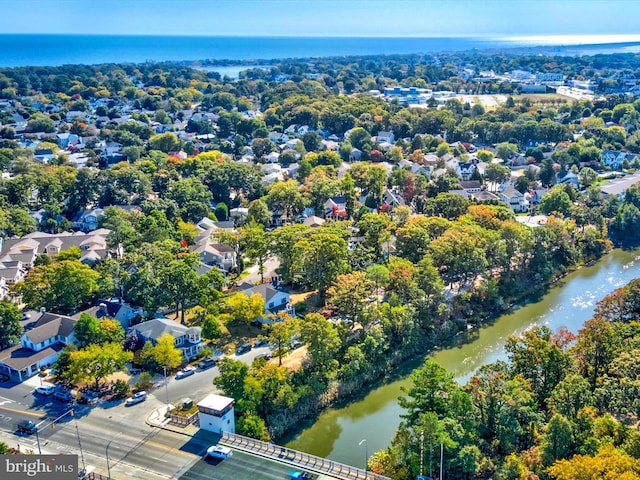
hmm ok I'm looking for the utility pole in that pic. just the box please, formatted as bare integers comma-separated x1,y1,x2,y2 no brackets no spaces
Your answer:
106,431,123,480
75,420,86,475
163,365,170,412
439,442,444,480
419,431,424,478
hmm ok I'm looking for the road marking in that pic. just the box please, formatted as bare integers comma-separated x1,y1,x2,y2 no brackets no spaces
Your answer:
0,405,45,418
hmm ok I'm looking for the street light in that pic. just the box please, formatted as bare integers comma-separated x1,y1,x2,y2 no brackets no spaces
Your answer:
106,431,123,480
163,365,170,412
359,439,368,478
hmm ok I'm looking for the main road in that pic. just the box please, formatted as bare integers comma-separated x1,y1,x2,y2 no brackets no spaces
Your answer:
0,345,276,479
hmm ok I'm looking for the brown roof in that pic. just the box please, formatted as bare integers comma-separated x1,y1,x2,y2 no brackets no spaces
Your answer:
0,343,64,370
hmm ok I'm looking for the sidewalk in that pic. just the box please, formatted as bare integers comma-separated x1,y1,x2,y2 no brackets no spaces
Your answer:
145,407,200,437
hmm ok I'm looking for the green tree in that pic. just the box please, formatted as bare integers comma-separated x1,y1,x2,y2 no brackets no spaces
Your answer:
157,257,202,324
247,199,272,228
148,333,183,371
68,343,132,390
326,272,375,328
240,222,271,283
267,314,298,366
265,180,304,221
292,232,349,295
539,187,572,216
495,142,518,160
148,132,180,153
542,414,575,467
0,301,23,349
399,360,457,424
15,260,100,315
300,313,341,372
214,357,249,400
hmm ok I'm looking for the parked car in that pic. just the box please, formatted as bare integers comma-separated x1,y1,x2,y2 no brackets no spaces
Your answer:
291,340,303,350
175,366,196,379
53,389,73,402
253,339,268,347
236,343,252,355
17,420,38,434
125,391,147,406
35,384,55,396
197,357,219,370
205,445,233,459
254,352,273,361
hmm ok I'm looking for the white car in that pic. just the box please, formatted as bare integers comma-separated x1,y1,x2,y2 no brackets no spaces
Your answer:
125,391,147,406
206,445,233,459
35,384,55,396
175,366,196,379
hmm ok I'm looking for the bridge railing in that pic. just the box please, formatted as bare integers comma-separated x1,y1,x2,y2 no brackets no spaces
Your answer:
220,431,391,480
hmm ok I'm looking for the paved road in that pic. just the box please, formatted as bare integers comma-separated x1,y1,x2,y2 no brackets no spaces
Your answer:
179,450,313,480
0,345,278,479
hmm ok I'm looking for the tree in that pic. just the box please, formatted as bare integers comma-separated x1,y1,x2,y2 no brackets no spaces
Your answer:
148,333,183,371
240,222,271,283
73,313,100,347
0,301,22,349
157,257,202,324
201,314,222,341
301,313,341,373
495,142,518,160
399,359,457,424
539,157,557,187
214,357,249,400
220,292,265,324
547,444,640,480
148,132,180,153
505,325,573,405
578,167,598,188
539,187,572,216
14,260,100,315
484,163,511,191
326,272,375,327
265,180,304,221
542,414,575,467
292,232,349,294
301,131,322,152
68,343,132,390
247,199,272,228
267,314,297,366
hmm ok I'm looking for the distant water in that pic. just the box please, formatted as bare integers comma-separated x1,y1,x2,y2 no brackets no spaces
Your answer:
1,35,639,69
0,35,535,68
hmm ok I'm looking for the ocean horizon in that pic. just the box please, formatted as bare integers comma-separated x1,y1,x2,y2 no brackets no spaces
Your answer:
2,34,640,69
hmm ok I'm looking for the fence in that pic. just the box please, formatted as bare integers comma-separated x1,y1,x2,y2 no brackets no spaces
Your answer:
220,431,391,480
169,411,199,427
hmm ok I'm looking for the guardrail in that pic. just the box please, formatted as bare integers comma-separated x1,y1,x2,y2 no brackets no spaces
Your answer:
220,431,391,480
169,412,199,427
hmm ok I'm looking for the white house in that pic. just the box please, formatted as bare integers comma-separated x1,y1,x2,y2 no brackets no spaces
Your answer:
500,187,528,213
238,282,292,324
197,393,235,434
0,311,77,382
129,317,203,360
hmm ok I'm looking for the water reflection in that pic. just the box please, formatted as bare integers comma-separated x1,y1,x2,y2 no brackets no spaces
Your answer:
286,249,640,466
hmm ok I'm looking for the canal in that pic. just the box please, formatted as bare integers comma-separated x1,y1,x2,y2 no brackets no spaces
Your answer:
285,248,640,467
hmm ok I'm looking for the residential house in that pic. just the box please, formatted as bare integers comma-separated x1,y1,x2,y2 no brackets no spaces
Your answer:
458,162,477,181
500,187,528,213
0,311,77,382
350,148,362,162
268,131,289,145
0,230,110,268
324,196,348,219
190,230,237,272
0,260,27,287
380,189,405,211
320,140,340,152
602,149,637,170
557,171,579,188
302,215,325,227
71,208,105,232
129,317,203,360
74,300,142,329
460,180,483,193
238,281,292,324
376,131,395,144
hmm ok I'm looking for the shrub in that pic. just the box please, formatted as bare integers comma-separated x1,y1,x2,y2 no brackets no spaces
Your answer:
135,372,153,391
112,379,130,399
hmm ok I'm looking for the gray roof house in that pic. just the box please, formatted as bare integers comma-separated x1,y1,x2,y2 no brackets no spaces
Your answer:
0,311,77,382
129,317,203,360
238,282,293,324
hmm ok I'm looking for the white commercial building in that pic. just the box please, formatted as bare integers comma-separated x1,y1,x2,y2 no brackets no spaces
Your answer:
197,394,235,434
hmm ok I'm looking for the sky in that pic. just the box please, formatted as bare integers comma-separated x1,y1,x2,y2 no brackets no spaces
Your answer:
1,0,640,39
